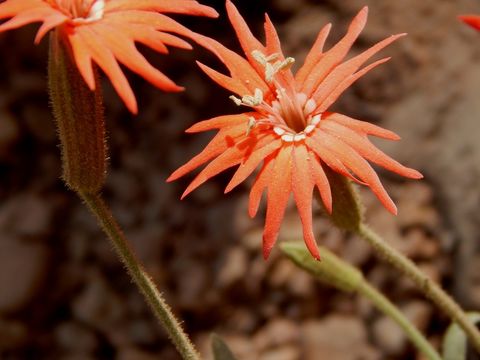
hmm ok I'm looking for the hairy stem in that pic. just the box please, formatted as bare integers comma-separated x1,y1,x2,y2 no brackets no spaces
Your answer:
358,223,480,353
357,281,441,360
79,191,201,360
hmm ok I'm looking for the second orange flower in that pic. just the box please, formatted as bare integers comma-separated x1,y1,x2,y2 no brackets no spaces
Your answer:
0,0,218,113
169,1,423,259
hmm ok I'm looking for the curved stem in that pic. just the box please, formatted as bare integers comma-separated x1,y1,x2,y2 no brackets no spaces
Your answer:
357,281,441,360
79,191,200,360
358,223,480,353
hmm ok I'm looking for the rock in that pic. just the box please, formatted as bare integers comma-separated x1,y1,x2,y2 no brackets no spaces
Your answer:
0,194,54,237
373,315,406,356
286,271,315,298
403,301,433,332
259,345,301,360
373,301,433,356
55,322,99,354
117,347,159,360
175,259,208,309
0,236,49,313
0,110,20,156
253,318,300,352
72,272,126,330
342,237,372,266
301,316,379,360
268,259,296,288
241,228,263,251
217,247,248,288
402,229,440,260
0,319,28,349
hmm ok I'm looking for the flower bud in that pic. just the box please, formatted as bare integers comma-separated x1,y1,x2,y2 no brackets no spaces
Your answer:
48,32,106,193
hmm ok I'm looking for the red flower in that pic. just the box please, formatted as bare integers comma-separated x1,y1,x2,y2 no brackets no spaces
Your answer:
168,1,422,259
0,0,218,113
459,15,480,31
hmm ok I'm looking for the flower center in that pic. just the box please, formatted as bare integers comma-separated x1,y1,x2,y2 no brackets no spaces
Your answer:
230,51,321,141
46,0,105,23
230,50,323,139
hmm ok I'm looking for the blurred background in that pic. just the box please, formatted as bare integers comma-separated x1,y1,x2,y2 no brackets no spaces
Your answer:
0,0,479,359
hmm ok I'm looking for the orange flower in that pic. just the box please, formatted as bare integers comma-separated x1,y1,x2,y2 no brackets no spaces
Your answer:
168,1,422,259
459,15,480,31
0,0,218,113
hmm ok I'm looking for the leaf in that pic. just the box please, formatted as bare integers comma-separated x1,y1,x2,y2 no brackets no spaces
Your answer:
442,312,480,360
280,242,363,293
211,333,238,360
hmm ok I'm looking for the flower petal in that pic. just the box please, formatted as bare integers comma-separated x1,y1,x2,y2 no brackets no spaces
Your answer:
249,154,276,218
295,23,332,86
292,145,320,259
263,145,293,259
225,136,281,193
168,122,248,181
321,120,422,179
315,130,397,214
327,112,400,140
308,153,332,214
300,6,368,97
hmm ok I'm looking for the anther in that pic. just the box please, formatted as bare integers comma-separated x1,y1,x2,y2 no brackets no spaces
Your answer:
281,134,294,142
88,0,105,21
229,88,264,107
294,133,306,141
304,125,315,134
246,117,257,136
273,126,285,136
304,98,316,115
311,114,321,126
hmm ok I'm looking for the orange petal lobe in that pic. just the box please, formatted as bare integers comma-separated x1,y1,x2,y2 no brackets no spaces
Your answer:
248,154,275,219
321,120,422,179
263,145,293,259
292,145,320,259
225,137,281,193
315,130,397,214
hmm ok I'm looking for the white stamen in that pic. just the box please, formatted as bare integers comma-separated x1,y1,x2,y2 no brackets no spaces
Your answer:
273,127,285,136
88,0,105,21
304,98,316,115
296,93,307,107
229,89,264,107
311,114,322,126
304,125,315,134
281,134,294,142
252,50,296,83
294,133,306,141
246,117,257,136
230,95,243,106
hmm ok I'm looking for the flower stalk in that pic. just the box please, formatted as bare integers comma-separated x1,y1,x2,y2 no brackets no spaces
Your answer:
281,242,441,360
79,192,201,360
48,32,200,360
322,172,480,353
357,224,480,353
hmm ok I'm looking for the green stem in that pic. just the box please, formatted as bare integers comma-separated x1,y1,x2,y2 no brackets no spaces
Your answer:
79,191,200,360
357,280,441,360
281,242,440,359
358,223,480,353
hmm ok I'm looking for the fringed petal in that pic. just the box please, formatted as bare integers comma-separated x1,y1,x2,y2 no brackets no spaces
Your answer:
300,6,368,97
292,145,320,259
263,145,293,259
321,120,423,179
225,136,281,193
317,130,397,214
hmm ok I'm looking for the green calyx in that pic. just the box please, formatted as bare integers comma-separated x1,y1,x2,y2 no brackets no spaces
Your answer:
48,31,107,194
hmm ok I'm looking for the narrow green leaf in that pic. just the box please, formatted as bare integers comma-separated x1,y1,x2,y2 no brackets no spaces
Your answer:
442,312,480,360
211,333,238,360
280,242,363,292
